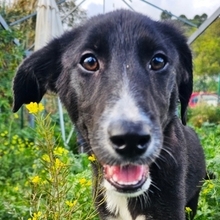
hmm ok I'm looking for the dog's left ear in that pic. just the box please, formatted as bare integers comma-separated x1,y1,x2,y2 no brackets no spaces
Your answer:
12,38,62,112
176,40,193,125
161,22,193,125
179,69,193,125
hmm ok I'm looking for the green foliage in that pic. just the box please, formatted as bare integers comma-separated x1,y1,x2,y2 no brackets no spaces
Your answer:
0,0,37,49
0,0,87,49
193,75,218,92
0,106,98,220
160,11,207,27
194,125,220,220
26,105,97,220
188,104,220,127
160,12,207,37
191,13,207,27
191,18,220,76
160,11,172,20
160,12,220,78
0,30,24,112
0,129,35,219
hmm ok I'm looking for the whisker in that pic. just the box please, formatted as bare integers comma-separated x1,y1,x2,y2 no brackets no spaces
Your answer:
161,147,177,165
150,181,161,192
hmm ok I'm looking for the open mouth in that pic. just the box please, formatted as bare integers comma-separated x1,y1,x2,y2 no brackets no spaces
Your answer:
104,164,149,192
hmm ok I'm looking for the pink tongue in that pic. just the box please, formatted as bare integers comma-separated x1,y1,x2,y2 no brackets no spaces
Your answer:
104,164,146,184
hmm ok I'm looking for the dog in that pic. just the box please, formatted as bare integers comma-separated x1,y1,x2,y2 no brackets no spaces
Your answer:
13,9,206,220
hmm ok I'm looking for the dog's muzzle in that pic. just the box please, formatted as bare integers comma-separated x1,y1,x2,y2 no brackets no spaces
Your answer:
103,119,152,193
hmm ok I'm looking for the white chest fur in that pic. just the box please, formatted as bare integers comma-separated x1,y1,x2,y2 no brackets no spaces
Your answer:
105,190,146,220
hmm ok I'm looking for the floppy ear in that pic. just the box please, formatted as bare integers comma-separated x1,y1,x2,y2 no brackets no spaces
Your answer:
179,70,193,125
12,38,62,112
177,42,193,125
160,22,193,125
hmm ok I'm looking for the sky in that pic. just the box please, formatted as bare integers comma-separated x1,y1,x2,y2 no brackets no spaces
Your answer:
79,0,220,21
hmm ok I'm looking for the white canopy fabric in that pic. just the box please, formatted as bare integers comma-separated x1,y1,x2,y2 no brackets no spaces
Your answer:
34,0,66,143
34,0,64,51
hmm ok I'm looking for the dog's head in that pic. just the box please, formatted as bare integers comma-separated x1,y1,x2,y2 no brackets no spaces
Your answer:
13,10,192,196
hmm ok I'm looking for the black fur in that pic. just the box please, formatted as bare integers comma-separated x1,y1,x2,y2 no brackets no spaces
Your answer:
12,10,205,220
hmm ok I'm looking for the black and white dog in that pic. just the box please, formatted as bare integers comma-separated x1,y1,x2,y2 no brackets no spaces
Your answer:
13,10,206,220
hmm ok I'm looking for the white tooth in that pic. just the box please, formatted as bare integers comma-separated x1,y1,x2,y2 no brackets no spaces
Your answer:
118,180,126,185
117,180,139,186
111,175,145,186
132,181,139,185
138,175,143,181
112,174,118,183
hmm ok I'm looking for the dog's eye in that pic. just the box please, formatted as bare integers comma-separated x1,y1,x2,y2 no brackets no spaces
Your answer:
80,54,99,71
149,54,167,71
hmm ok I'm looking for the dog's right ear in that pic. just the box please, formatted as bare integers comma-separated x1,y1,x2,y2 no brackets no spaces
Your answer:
12,38,62,112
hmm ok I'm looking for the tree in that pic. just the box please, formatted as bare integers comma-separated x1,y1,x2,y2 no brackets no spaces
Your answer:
0,0,37,48
160,11,172,20
0,30,24,113
0,0,87,48
191,18,220,76
192,13,207,27
160,12,220,77
160,12,208,37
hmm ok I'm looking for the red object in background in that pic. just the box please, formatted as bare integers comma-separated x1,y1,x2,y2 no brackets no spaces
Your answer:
189,92,218,108
189,92,200,108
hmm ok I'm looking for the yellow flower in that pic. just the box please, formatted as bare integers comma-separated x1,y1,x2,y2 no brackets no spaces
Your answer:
78,178,92,186
29,211,42,220
3,141,9,146
202,180,215,195
208,182,214,190
79,178,87,185
203,188,209,195
12,135,19,140
12,140,17,145
26,102,44,114
65,200,77,207
31,175,42,185
42,154,50,163
185,207,192,213
86,180,92,186
88,154,96,162
54,158,65,169
13,186,19,191
14,113,19,119
54,147,68,156
1,131,9,137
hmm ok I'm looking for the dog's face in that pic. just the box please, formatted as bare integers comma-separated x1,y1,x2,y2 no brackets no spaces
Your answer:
13,10,192,197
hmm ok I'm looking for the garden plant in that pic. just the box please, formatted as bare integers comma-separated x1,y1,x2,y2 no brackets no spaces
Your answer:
0,102,99,220
0,100,219,219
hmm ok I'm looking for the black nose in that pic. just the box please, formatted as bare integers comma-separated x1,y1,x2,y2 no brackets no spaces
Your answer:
108,120,151,157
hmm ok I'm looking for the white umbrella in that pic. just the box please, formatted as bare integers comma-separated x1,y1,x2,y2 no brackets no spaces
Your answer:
34,0,64,50
34,0,66,143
